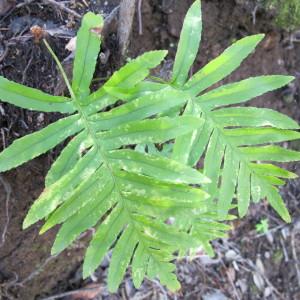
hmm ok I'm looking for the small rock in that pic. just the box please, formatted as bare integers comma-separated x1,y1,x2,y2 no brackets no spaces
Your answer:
264,287,273,298
294,219,300,231
281,227,290,239
266,231,274,244
37,113,44,125
225,249,239,261
203,291,228,300
256,257,265,274
253,272,265,291
236,279,248,294
264,251,271,259
198,255,220,265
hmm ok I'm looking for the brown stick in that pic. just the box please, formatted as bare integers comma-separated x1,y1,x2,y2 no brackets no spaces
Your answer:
40,286,101,300
118,0,136,56
138,0,143,35
0,175,11,249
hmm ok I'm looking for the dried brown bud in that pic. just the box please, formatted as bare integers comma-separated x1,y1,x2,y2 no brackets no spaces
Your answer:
30,25,46,43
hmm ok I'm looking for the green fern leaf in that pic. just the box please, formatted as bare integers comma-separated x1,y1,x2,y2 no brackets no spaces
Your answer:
172,0,202,86
104,81,165,101
0,9,220,292
51,182,115,254
72,12,103,99
107,149,210,184
45,131,88,187
0,115,83,172
212,106,299,129
184,34,264,95
0,76,74,113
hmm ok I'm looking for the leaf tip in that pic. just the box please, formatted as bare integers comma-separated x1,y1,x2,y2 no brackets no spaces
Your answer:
245,33,265,47
192,0,201,8
107,284,118,294
82,262,93,280
283,212,292,223
255,33,265,43
238,210,247,219
50,246,59,256
290,172,299,179
22,215,32,230
39,224,50,235
285,75,295,84
159,50,168,60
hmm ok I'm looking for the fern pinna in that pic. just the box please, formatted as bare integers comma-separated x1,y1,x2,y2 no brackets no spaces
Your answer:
0,0,299,292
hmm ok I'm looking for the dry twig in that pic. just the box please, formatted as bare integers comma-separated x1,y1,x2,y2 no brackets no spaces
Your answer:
43,0,81,19
138,0,143,35
16,0,35,9
40,286,101,300
18,254,59,286
1,128,6,149
291,232,300,286
0,175,11,249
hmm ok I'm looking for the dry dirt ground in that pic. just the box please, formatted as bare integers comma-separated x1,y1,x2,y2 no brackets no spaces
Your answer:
0,0,300,299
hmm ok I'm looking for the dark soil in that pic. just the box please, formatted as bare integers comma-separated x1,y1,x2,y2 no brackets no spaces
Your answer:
0,0,300,299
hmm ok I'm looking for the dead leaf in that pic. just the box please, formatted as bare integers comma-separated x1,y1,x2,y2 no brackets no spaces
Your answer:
66,37,77,52
253,272,265,291
226,267,236,282
256,257,265,275
68,283,102,300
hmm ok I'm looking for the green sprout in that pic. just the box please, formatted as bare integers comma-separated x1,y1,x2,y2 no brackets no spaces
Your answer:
256,218,269,234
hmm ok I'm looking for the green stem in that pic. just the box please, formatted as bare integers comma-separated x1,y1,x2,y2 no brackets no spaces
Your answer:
43,39,76,100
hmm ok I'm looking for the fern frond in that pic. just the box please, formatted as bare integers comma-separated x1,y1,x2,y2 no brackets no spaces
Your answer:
2,0,298,292
0,10,216,292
